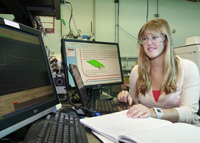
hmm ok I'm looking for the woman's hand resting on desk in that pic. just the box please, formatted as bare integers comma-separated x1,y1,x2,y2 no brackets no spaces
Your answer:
127,104,156,119
117,91,156,119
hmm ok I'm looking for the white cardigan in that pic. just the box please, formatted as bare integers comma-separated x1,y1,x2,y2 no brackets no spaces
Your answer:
129,56,200,125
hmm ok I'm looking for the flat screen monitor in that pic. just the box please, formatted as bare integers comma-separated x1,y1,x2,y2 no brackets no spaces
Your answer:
61,39,124,98
0,17,60,139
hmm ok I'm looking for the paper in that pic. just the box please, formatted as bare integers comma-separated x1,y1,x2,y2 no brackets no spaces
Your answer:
80,110,172,142
92,131,115,143
121,123,200,143
81,110,200,143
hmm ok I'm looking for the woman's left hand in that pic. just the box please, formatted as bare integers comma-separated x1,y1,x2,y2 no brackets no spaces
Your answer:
126,104,156,119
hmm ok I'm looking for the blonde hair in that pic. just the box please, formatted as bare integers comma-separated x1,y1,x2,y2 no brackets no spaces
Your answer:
136,18,179,96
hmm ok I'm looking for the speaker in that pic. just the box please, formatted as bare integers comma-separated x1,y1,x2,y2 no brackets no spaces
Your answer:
53,74,67,94
54,74,65,86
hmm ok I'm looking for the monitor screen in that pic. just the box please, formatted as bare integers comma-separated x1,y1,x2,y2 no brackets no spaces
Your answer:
61,39,124,96
0,17,60,139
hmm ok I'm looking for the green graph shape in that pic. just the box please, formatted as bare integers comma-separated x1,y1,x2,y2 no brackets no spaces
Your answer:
87,60,105,68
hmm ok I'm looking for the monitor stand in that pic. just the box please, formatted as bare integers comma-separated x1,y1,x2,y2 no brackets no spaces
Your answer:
99,92,114,100
88,87,113,100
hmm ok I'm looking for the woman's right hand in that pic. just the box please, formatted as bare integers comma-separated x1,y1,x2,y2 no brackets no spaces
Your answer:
117,90,133,105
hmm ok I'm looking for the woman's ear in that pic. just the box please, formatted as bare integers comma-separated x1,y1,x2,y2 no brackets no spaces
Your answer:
164,40,167,45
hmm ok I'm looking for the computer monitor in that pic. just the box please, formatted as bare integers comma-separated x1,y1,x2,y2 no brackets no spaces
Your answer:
0,17,60,139
61,39,124,98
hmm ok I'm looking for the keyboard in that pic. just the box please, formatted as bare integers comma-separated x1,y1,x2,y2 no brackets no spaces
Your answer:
88,99,118,113
24,110,88,143
95,99,118,113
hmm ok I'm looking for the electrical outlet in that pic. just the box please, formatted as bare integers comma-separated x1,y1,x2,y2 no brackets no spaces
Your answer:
69,31,74,38
154,14,159,17
172,29,176,33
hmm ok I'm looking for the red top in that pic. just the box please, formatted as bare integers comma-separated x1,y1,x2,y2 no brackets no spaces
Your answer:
152,90,161,102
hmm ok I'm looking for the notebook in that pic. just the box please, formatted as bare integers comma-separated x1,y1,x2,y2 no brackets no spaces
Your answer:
68,64,130,115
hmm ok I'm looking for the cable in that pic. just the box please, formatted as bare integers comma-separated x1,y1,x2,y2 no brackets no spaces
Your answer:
62,1,73,39
68,77,96,116
146,0,149,22
157,0,159,18
62,1,80,38
117,1,119,44
69,90,96,116
35,16,46,38
118,25,137,40
66,4,81,36
67,2,73,38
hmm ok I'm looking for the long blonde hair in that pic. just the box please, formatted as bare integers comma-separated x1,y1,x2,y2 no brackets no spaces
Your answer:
136,18,179,96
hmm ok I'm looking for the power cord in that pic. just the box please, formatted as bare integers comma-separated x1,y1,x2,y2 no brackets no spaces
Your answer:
66,4,81,37
35,16,47,38
62,1,81,39
69,87,96,116
62,1,73,39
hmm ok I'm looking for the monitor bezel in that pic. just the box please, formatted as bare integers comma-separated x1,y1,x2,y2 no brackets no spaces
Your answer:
0,17,60,139
61,39,124,90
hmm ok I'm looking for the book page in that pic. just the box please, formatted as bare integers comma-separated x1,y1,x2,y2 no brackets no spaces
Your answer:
80,110,172,142
119,123,200,143
92,131,115,143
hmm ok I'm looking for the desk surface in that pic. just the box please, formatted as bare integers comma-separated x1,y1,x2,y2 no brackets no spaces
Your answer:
85,127,101,143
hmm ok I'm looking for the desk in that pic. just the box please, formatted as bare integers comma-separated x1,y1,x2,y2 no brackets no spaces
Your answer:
85,127,101,143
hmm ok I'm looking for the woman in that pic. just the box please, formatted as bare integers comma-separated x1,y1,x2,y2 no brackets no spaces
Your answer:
117,18,200,125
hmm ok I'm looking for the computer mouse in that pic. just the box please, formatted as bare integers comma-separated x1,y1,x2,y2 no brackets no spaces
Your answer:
60,108,78,116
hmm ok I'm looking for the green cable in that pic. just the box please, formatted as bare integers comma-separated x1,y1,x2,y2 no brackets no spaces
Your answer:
61,2,67,29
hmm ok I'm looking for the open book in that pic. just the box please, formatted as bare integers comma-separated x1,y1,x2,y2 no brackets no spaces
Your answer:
80,110,200,143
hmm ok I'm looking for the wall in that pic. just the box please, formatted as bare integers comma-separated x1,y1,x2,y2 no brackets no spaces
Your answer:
119,0,200,58
0,0,200,68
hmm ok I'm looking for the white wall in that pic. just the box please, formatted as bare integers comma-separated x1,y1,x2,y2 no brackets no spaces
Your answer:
119,0,200,57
